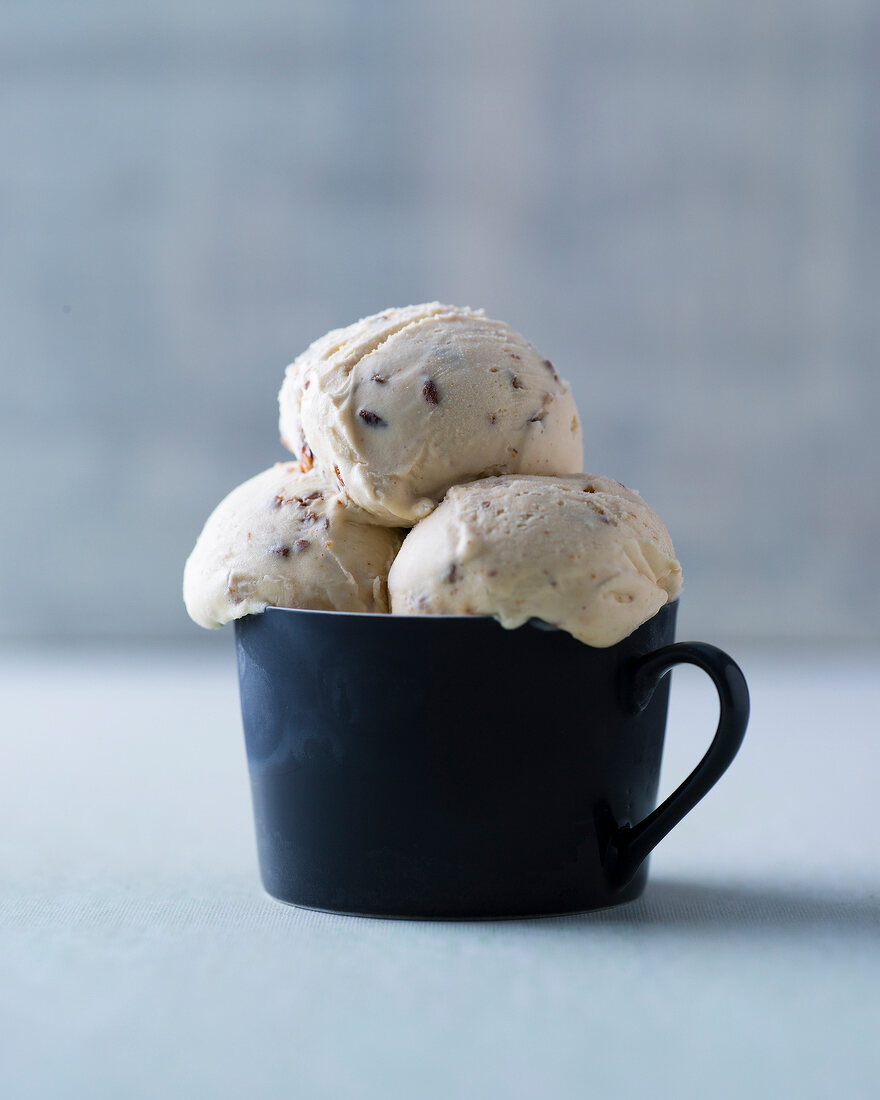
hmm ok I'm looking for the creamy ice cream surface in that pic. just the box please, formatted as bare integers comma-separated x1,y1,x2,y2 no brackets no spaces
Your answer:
279,303,583,526
183,463,403,629
388,474,682,646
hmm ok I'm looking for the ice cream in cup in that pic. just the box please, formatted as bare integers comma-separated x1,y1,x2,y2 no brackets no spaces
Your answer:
184,305,748,918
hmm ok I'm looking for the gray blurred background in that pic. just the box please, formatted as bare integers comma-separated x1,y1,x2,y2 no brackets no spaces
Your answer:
3,0,878,646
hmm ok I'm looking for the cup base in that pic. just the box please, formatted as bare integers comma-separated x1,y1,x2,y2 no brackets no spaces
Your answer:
263,891,646,921
254,859,649,920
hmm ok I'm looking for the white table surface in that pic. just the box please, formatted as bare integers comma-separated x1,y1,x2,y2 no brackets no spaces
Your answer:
1,641,878,1099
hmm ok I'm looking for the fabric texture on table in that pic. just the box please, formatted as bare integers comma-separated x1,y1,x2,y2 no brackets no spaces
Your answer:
1,644,878,1099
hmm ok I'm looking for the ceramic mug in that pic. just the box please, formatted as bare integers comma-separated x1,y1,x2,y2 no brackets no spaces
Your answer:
234,600,748,918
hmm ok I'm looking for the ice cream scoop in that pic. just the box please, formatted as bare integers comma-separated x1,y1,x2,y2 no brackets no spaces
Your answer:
388,474,682,646
279,303,583,526
183,463,403,629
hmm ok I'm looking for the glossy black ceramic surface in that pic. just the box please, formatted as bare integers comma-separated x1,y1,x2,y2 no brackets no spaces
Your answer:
234,602,748,918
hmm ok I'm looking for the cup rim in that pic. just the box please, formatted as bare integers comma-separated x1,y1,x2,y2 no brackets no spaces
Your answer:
259,597,679,625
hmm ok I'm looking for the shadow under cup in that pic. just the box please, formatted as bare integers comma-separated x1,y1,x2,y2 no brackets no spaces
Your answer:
234,600,749,919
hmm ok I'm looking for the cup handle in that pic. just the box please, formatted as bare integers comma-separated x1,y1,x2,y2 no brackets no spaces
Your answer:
604,642,750,889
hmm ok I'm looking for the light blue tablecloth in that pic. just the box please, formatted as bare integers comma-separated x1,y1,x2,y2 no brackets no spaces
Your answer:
1,644,877,1099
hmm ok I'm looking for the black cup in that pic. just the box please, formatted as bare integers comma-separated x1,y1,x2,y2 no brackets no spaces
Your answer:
234,600,748,918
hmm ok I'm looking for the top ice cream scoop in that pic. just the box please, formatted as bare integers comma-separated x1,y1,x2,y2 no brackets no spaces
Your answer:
388,473,682,646
279,303,583,526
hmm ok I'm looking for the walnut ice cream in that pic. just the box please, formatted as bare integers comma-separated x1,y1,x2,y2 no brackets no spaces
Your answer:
185,303,682,643
183,463,403,628
278,303,583,526
388,474,682,647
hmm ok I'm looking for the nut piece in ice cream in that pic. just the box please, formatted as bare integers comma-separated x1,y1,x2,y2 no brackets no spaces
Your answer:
183,464,403,629
279,303,583,526
388,474,682,647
